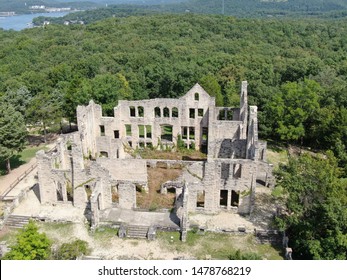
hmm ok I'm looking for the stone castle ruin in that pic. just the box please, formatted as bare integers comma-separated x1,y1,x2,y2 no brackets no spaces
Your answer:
36,81,273,239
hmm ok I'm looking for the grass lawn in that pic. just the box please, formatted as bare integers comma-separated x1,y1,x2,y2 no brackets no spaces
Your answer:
157,231,283,260
0,145,46,176
266,147,288,170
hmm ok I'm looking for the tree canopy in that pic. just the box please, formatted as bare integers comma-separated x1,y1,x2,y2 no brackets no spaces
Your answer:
0,102,27,173
275,153,347,260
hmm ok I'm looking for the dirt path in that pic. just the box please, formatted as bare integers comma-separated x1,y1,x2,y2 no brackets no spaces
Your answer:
0,157,37,196
0,143,56,196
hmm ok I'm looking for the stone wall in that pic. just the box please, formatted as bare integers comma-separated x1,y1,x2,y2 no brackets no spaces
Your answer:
77,84,215,157
118,183,136,209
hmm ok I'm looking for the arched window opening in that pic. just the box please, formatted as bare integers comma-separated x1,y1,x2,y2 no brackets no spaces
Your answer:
172,107,179,118
154,107,161,118
163,107,170,118
195,92,199,101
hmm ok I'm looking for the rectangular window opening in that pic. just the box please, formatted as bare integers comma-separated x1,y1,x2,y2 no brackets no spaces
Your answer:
56,182,64,202
100,125,105,136
227,109,233,120
130,106,136,117
138,125,145,138
112,186,119,203
231,190,239,207
161,125,173,142
220,190,228,207
198,108,204,117
189,127,195,140
218,109,226,121
125,124,132,136
189,108,195,119
100,151,108,158
196,190,205,208
114,130,119,139
182,127,188,140
146,125,152,138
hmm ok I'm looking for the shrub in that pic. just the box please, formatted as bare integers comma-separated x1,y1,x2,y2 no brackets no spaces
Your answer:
55,239,90,260
228,249,262,260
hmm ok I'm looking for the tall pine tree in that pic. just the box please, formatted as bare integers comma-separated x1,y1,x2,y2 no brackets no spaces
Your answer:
0,103,27,173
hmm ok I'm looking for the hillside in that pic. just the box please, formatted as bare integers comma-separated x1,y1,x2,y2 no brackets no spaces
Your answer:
1,14,347,164
30,0,347,23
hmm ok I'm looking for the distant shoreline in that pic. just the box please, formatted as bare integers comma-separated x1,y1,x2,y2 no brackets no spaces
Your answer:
0,12,16,17
0,11,73,31
0,9,81,17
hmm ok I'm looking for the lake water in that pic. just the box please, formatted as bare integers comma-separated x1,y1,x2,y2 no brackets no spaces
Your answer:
0,12,71,31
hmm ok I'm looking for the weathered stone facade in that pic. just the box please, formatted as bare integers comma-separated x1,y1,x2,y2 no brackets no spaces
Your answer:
36,81,273,232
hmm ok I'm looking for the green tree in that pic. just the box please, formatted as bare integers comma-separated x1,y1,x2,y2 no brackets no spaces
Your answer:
0,103,27,173
268,79,321,142
63,77,93,124
90,73,133,116
55,239,90,260
276,153,347,259
0,86,32,119
223,79,240,107
3,220,52,260
199,74,223,106
26,90,63,142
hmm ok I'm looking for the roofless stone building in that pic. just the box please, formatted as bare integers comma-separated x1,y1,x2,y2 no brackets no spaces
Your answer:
36,81,273,239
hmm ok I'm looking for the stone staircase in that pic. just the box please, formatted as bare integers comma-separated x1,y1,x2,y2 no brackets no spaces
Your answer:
4,215,31,229
126,225,149,239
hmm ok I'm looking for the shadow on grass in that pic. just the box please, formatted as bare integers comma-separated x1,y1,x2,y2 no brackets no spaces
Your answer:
0,155,25,176
266,139,288,152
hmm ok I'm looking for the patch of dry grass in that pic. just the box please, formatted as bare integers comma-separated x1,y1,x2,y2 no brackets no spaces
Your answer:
266,148,288,170
137,148,207,161
136,167,183,209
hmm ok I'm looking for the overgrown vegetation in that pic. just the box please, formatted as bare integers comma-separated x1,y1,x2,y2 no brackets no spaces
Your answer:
2,220,52,260
54,239,90,260
136,167,182,209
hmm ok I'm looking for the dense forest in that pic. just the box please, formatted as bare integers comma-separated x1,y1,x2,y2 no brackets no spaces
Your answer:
0,13,347,259
1,15,347,162
32,0,347,24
